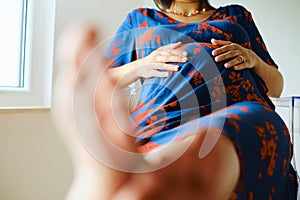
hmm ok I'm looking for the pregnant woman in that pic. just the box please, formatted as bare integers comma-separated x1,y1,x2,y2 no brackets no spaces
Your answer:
104,0,298,199
53,0,298,199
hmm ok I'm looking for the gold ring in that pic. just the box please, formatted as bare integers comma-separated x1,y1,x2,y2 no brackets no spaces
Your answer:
240,55,246,63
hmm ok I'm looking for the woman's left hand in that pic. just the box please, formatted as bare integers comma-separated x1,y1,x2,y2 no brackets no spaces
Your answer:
211,39,257,70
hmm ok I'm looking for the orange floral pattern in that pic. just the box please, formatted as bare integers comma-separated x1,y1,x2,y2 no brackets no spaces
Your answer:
105,5,298,199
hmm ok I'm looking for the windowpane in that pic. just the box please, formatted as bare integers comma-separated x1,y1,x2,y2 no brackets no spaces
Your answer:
0,0,55,108
0,0,25,87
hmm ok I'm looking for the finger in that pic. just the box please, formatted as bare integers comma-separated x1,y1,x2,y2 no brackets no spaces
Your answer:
214,49,239,63
112,175,160,200
152,63,179,71
112,179,141,200
160,41,183,50
232,61,248,70
155,54,188,63
223,55,247,68
158,48,188,57
211,38,231,46
212,43,238,56
57,23,99,69
150,70,170,78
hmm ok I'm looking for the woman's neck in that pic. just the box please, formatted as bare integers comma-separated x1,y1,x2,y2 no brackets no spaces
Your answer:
170,1,202,14
164,0,215,23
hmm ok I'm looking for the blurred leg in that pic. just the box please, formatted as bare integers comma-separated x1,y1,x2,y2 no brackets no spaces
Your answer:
113,131,240,200
52,23,131,200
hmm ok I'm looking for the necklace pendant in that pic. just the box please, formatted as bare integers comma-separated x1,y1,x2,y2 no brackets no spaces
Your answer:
166,8,206,17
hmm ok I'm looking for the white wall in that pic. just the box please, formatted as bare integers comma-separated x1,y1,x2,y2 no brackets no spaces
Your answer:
0,1,299,200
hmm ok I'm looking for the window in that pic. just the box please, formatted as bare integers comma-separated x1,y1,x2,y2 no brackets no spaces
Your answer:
0,0,56,109
0,0,24,87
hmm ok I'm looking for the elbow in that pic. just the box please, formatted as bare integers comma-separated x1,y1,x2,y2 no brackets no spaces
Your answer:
267,72,284,98
269,91,282,99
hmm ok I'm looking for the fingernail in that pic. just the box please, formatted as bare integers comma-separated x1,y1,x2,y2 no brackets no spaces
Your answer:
182,51,188,56
182,57,188,61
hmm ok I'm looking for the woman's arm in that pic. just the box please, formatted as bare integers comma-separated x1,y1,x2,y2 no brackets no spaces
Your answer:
250,52,283,98
108,42,187,88
211,39,283,98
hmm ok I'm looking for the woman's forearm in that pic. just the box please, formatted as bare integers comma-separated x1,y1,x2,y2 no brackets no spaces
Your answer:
252,53,284,98
108,60,141,88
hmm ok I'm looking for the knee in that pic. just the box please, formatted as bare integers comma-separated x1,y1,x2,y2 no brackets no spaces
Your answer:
189,133,241,200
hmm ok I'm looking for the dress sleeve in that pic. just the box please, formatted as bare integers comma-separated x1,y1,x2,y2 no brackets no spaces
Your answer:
235,5,278,68
104,11,137,67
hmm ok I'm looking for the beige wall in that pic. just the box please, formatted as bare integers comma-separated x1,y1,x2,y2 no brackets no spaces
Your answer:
0,0,299,200
0,111,72,200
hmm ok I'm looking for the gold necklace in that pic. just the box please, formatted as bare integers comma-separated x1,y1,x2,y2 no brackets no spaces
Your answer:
165,8,207,17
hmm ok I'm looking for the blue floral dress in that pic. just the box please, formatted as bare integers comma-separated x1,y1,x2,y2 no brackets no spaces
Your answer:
104,4,298,199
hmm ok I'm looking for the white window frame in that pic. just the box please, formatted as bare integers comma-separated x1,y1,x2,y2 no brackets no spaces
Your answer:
0,0,56,109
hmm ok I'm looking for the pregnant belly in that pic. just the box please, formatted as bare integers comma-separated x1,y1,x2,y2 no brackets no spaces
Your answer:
132,42,268,131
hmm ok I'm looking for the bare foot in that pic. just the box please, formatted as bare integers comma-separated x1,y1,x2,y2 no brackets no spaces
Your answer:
52,23,132,200
53,22,240,200
112,132,240,200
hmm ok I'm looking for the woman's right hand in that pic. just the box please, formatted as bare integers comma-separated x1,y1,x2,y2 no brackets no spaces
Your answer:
109,42,188,87
134,42,188,78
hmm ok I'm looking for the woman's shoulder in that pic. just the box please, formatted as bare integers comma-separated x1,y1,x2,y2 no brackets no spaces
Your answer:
127,7,159,18
216,4,251,15
125,7,167,27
